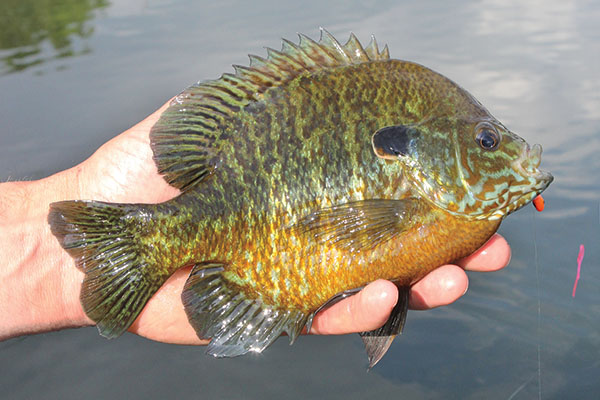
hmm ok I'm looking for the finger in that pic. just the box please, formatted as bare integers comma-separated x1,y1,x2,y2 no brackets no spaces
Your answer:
129,266,208,345
457,233,511,272
409,264,468,310
309,279,398,335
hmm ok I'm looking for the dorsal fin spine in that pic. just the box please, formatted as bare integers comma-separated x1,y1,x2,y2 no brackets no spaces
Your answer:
265,48,306,73
298,33,341,66
381,44,390,59
364,35,380,60
248,54,269,70
343,33,370,62
283,47,320,68
318,29,350,63
265,47,296,64
280,38,317,68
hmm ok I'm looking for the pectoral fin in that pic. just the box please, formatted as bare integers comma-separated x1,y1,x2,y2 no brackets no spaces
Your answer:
307,286,364,333
359,285,410,369
295,198,422,251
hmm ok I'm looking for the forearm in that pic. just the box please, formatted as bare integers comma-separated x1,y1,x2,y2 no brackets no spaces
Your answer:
0,172,92,340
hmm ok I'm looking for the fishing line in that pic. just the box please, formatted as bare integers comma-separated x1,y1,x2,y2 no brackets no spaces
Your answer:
531,210,542,400
507,373,536,400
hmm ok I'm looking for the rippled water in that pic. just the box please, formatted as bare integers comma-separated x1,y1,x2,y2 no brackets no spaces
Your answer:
1,1,599,399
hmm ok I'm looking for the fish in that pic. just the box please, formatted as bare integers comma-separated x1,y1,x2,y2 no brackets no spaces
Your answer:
48,29,553,368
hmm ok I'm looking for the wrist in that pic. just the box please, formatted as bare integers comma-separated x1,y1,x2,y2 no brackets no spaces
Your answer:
0,172,92,340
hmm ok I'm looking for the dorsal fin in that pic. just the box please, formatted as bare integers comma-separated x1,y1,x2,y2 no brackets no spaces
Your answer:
150,29,390,191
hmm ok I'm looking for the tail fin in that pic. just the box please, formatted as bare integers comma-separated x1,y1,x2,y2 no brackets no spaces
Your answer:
49,200,167,339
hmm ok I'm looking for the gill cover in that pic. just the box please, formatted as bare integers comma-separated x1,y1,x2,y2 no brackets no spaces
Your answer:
372,125,421,160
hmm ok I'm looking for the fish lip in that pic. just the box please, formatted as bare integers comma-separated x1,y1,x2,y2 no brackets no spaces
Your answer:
533,170,554,194
510,142,553,205
515,142,549,180
529,167,554,198
529,143,542,168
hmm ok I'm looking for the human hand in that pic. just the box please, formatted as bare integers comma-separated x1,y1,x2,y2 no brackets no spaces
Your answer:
310,233,510,335
0,100,511,343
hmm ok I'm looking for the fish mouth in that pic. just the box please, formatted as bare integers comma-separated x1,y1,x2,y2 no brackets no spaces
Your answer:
502,142,553,217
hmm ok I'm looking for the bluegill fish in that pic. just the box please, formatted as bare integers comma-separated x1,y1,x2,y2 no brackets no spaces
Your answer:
49,29,553,367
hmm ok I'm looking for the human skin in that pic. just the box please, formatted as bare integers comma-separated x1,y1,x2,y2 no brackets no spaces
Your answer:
0,100,511,344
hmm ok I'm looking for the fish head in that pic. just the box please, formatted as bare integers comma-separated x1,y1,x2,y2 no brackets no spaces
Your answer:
372,117,553,220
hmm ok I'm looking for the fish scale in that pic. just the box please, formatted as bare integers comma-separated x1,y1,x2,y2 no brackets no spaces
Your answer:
49,29,552,367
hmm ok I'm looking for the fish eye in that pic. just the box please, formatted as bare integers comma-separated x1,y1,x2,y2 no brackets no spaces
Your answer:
475,123,500,151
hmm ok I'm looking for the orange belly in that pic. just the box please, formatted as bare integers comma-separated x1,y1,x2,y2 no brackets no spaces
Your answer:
226,204,501,313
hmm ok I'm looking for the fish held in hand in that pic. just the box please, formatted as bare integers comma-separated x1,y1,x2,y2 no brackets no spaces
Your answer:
48,29,553,368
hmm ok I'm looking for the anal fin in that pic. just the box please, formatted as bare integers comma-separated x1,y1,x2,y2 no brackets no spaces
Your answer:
359,285,409,369
182,263,310,357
